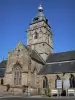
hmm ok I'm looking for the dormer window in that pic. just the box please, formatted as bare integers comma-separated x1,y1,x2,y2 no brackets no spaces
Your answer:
34,32,38,39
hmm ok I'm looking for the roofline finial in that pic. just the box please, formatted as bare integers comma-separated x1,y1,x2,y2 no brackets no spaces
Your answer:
40,1,42,6
38,3,43,11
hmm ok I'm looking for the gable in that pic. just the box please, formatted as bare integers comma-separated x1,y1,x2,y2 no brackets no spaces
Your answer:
8,41,44,65
12,41,28,55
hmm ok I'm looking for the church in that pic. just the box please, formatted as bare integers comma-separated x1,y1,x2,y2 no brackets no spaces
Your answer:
0,5,75,94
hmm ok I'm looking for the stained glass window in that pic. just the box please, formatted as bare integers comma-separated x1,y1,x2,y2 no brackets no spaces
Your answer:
13,64,21,85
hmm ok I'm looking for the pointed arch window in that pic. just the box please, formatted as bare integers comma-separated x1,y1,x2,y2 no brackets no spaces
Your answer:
43,76,48,88
69,74,75,88
55,75,61,88
13,63,21,85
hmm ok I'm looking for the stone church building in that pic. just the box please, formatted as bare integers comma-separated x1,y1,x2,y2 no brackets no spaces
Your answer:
0,5,75,94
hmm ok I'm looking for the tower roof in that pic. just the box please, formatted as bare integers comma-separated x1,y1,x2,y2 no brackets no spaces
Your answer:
30,5,48,25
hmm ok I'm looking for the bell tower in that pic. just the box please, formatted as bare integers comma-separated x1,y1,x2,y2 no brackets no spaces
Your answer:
27,5,53,61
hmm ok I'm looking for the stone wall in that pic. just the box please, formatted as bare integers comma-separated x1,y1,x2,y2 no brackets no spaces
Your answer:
37,73,75,90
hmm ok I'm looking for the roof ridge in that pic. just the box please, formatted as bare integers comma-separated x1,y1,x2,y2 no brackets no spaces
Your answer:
33,49,45,63
54,50,75,54
46,50,75,63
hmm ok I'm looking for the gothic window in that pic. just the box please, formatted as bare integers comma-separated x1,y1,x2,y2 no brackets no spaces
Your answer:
34,32,38,39
43,76,48,88
55,75,61,88
69,74,75,88
1,79,3,85
13,63,21,86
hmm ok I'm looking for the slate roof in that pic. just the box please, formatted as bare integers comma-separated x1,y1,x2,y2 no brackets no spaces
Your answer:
24,44,45,64
0,60,7,68
39,50,75,75
0,69,5,77
30,5,49,26
46,50,75,63
38,61,75,75
0,60,7,77
31,49,45,64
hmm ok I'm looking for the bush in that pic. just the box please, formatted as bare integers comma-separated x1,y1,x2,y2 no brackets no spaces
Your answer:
6,84,10,91
44,88,51,97
38,88,41,95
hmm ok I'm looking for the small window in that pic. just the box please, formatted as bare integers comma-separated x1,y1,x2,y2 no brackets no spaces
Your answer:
34,32,38,39
18,49,20,52
1,79,3,85
55,75,61,88
43,76,48,88
43,44,45,46
69,74,75,88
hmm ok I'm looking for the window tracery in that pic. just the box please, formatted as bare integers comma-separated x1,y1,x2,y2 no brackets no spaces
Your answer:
13,63,21,85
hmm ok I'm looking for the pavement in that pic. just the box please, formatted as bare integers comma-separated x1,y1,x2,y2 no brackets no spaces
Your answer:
1,96,75,100
0,93,75,100
0,95,75,100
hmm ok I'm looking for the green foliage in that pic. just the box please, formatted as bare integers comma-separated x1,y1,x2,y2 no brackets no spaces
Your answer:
44,88,51,97
6,84,10,91
38,88,41,95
